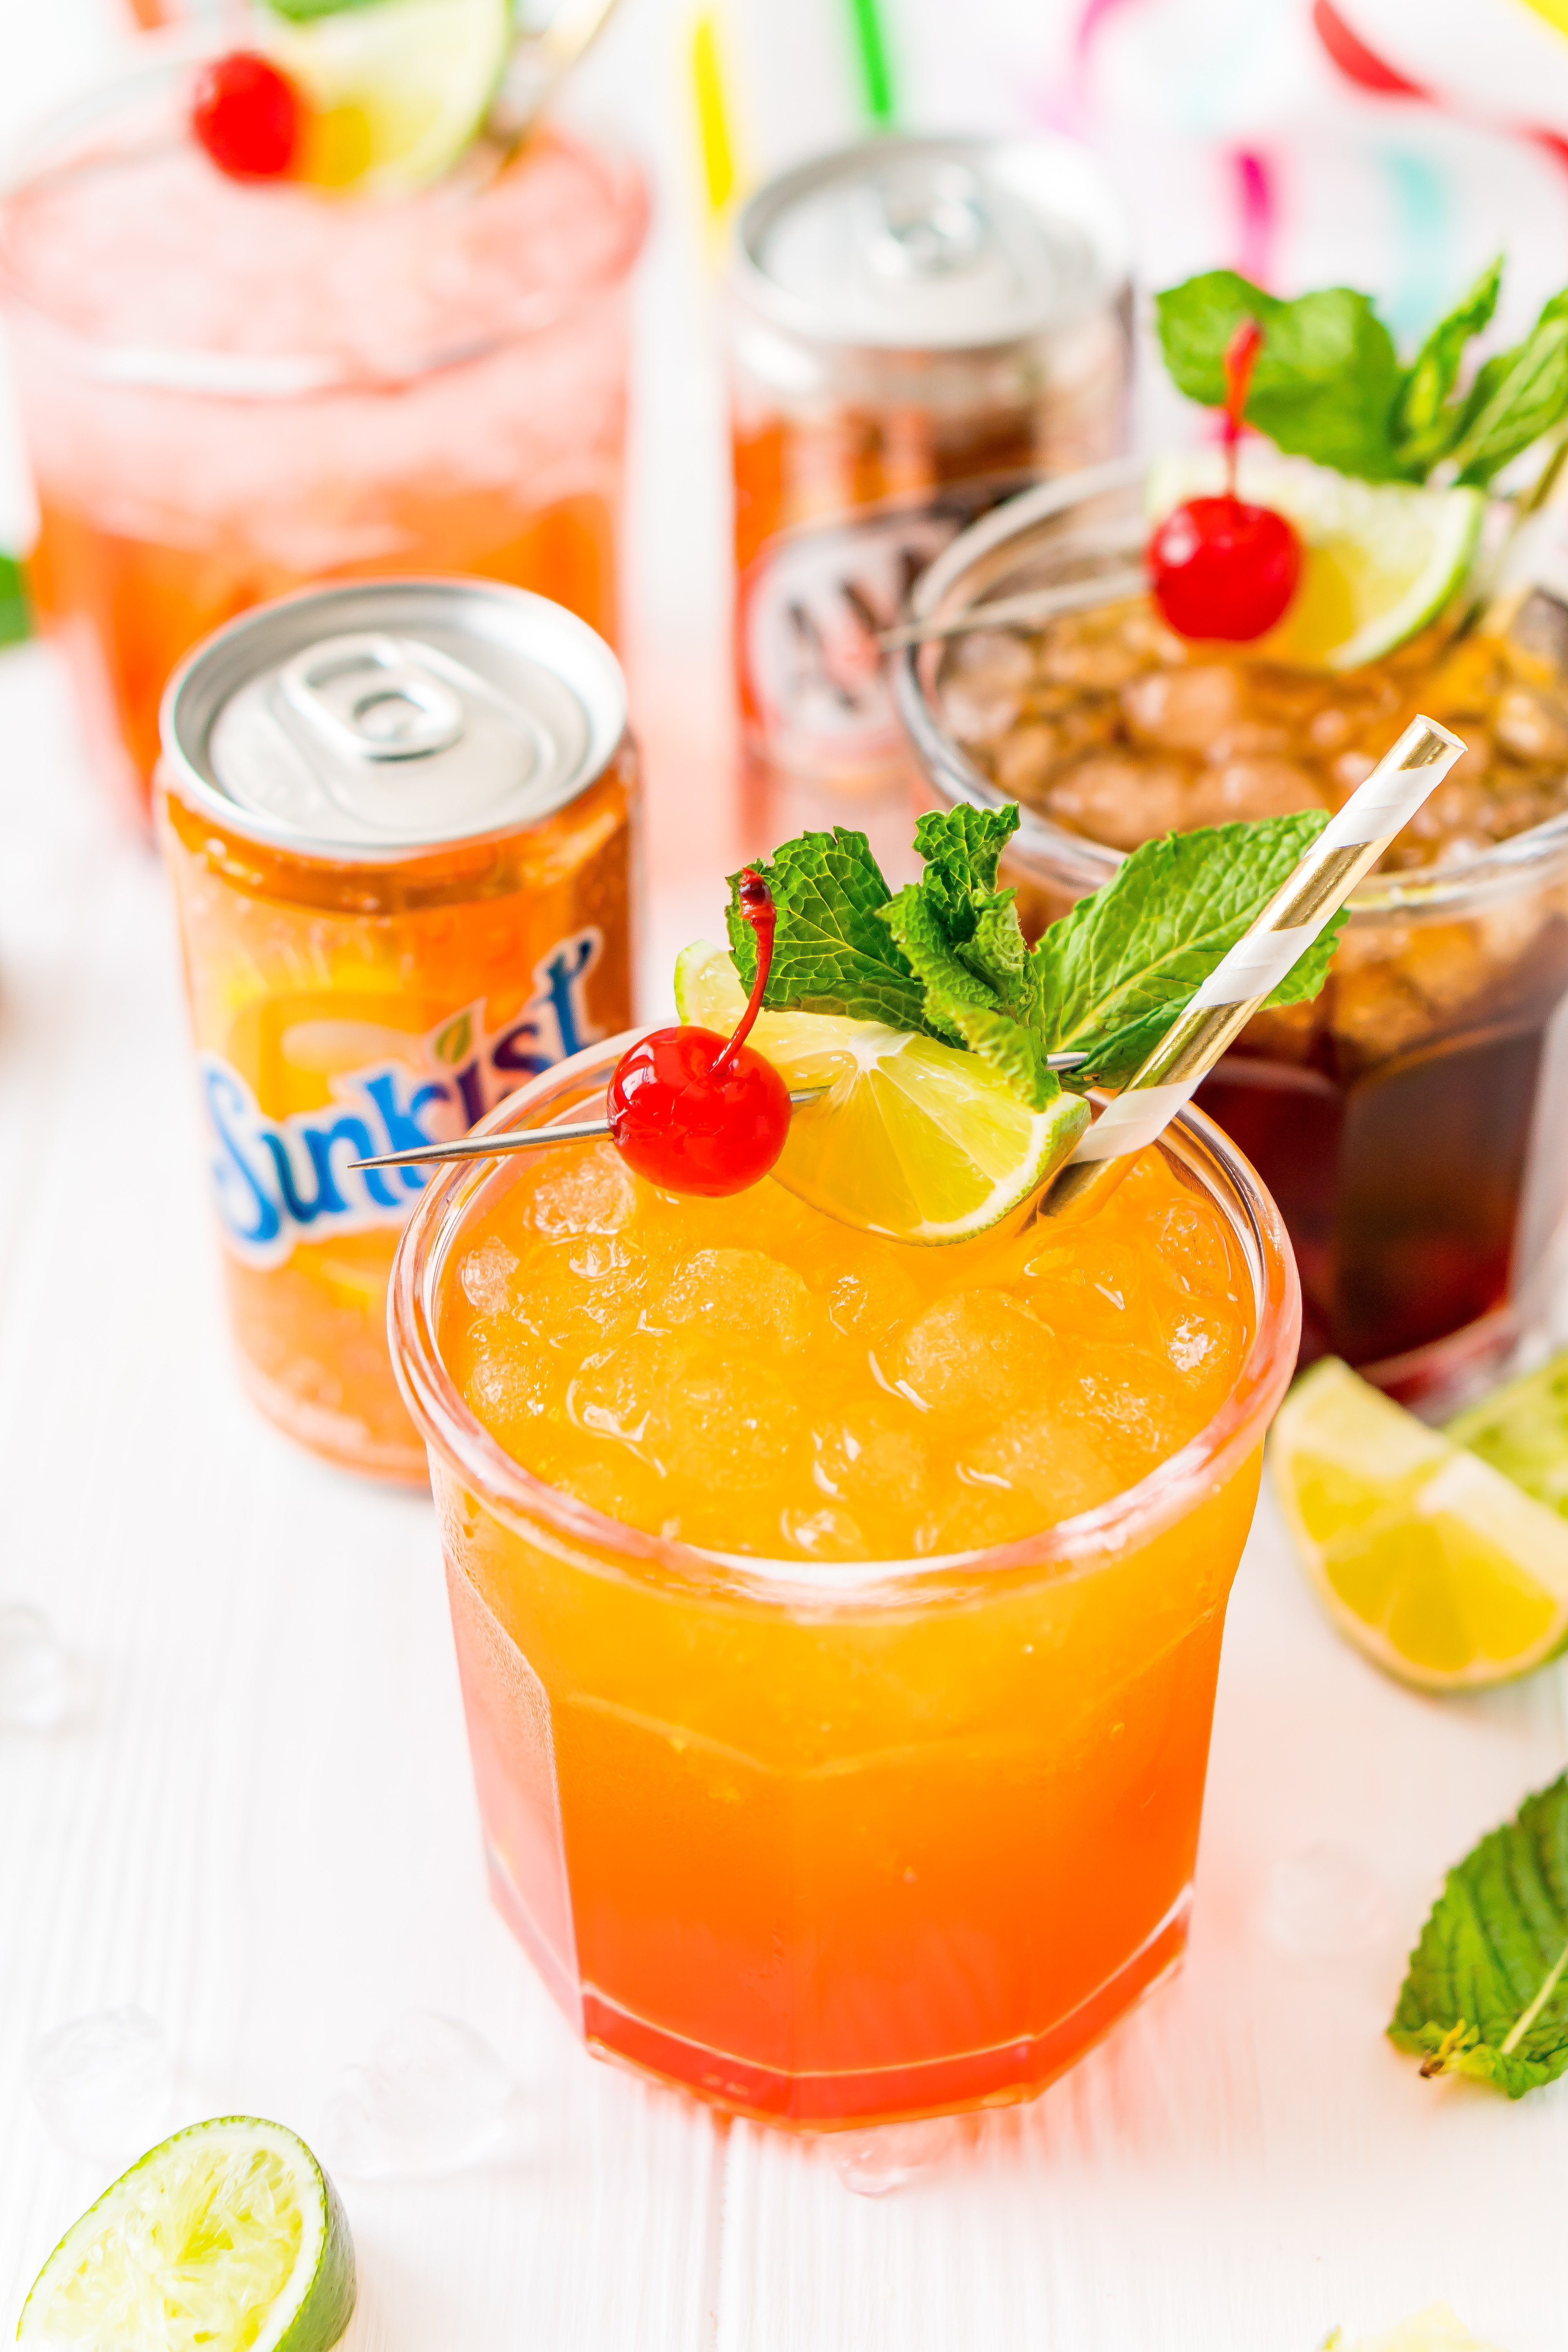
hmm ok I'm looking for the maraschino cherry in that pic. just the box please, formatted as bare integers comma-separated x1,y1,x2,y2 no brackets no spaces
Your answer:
1149,316,1302,642
192,53,302,182
608,870,793,1196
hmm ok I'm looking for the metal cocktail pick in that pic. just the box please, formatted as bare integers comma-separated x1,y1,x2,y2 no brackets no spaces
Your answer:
1035,712,1466,1224
349,1056,1091,1174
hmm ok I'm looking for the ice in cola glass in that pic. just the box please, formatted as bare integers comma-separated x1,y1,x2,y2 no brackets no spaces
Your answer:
896,464,1568,1407
390,1041,1298,2126
0,49,646,823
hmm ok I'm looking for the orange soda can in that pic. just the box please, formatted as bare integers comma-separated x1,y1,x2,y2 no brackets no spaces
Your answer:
158,578,637,1481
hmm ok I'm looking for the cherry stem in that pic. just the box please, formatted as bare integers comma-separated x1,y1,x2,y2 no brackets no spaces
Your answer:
713,868,775,1077
1223,316,1264,499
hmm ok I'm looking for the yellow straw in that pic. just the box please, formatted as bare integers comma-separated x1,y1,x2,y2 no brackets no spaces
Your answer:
691,13,736,222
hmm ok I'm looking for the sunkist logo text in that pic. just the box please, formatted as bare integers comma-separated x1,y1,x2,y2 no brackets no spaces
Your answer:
202,929,604,1266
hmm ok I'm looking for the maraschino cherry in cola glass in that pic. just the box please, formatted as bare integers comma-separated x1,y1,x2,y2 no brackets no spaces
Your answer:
0,29,646,826
390,993,1299,2123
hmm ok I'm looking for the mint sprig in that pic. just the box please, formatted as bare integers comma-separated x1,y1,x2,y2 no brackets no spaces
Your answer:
726,804,1344,1109
1390,1774,1568,2098
1156,258,1568,490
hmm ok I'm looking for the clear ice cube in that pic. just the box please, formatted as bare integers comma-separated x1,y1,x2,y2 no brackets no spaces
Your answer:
659,1248,812,1352
1261,1843,1390,1960
318,2011,518,2181
831,2116,961,2196
526,1144,635,1239
459,1238,519,1315
28,2007,173,2160
0,1607,77,1732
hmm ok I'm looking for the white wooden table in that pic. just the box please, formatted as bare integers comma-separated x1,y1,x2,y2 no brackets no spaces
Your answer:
5,6,1568,2346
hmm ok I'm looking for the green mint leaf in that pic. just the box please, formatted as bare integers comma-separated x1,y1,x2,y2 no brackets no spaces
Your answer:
910,803,1018,922
1450,298,1568,486
909,804,1036,1020
1155,270,1406,483
0,553,29,650
1389,1773,1568,2098
726,830,928,1032
1030,812,1345,1086
880,886,1058,1109
1392,256,1503,475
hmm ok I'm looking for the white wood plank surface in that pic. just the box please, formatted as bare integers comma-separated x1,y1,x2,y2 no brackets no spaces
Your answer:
4,4,1568,2343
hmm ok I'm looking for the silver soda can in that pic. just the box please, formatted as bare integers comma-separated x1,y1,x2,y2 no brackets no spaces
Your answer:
158,577,638,1483
729,133,1133,801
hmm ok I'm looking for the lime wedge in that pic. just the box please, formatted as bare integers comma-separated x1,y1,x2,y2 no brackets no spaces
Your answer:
1446,1346,1568,1519
271,0,514,194
1147,451,1483,670
17,2116,355,2352
673,941,1088,1244
1270,1356,1568,1689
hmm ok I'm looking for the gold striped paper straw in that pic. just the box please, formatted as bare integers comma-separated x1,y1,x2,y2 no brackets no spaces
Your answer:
1037,713,1466,1224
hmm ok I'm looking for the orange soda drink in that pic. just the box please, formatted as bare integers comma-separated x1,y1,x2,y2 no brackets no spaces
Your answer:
391,1044,1298,2125
161,582,637,1481
0,52,645,824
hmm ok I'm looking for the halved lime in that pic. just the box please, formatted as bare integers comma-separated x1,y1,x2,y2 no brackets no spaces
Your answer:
673,941,1088,1244
1446,1346,1568,1519
17,2116,355,2352
1270,1356,1568,1689
1147,451,1484,671
270,0,514,194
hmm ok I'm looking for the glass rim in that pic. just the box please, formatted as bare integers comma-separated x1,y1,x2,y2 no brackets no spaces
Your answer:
891,456,1568,922
0,30,650,401
388,1031,1302,1612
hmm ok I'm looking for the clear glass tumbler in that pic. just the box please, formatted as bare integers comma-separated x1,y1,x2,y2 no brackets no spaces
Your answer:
0,47,647,824
389,1038,1299,2128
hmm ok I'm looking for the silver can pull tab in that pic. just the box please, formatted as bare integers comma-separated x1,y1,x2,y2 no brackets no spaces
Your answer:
867,162,989,280
280,634,467,763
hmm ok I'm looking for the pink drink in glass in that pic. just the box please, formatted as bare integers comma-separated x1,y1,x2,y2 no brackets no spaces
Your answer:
0,53,646,822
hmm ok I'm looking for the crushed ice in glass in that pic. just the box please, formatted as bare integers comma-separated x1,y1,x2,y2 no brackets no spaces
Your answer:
319,2011,517,2180
0,1606,76,1731
28,2007,173,2160
1261,1842,1390,1959
830,2116,962,2197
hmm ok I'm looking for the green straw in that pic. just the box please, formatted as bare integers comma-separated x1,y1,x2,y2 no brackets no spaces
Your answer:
844,0,897,126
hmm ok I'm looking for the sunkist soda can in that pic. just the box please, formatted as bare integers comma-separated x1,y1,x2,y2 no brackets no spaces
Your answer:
729,133,1133,804
158,578,637,1482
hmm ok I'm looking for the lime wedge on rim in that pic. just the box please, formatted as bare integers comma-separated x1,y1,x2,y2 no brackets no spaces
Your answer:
1148,451,1484,671
673,941,1089,1244
271,0,514,194
1270,1356,1568,1690
17,2116,355,2352
1446,1346,1568,1518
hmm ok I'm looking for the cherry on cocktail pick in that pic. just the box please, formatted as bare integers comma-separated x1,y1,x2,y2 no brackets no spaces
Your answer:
192,53,302,182
607,869,793,1196
1149,316,1303,642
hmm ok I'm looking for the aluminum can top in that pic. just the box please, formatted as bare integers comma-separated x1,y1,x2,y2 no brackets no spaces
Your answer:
161,578,627,862
732,133,1132,355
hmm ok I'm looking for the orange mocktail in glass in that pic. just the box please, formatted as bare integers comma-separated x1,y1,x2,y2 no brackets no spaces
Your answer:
391,1040,1298,2125
0,53,645,824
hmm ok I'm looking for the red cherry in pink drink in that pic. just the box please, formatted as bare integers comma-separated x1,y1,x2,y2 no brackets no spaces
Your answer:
608,870,792,1196
192,53,301,182
1149,494,1302,641
1148,313,1303,644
